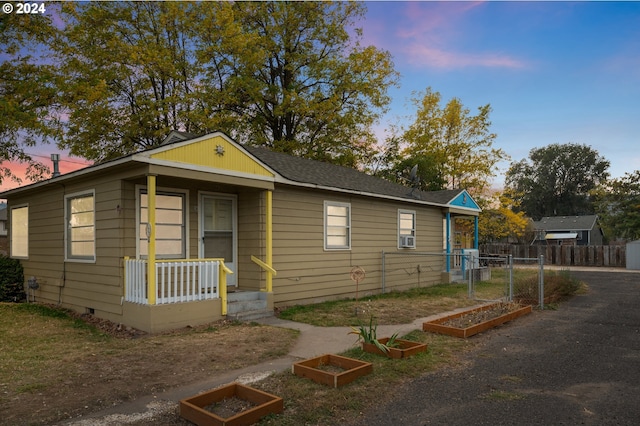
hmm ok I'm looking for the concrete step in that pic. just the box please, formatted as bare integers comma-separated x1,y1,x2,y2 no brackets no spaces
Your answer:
227,299,267,314
229,309,274,322
227,290,267,303
226,291,272,321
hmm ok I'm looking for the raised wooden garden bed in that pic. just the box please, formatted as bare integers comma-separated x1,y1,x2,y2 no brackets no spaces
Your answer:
179,382,283,426
292,354,373,388
362,338,428,359
422,303,532,338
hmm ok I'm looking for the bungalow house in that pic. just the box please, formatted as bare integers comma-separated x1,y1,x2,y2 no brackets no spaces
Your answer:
1,132,480,332
532,215,604,246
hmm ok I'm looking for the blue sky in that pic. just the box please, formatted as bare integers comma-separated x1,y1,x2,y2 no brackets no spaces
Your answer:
2,1,639,192
362,1,640,186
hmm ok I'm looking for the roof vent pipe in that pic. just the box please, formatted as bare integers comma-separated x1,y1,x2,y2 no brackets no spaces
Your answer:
51,154,60,178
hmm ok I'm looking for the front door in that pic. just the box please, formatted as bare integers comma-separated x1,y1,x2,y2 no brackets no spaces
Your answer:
200,194,237,287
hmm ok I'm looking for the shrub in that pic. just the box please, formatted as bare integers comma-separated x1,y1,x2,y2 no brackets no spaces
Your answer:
513,269,582,303
0,256,25,302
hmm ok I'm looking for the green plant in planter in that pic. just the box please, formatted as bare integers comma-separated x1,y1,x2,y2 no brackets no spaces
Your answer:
349,316,399,353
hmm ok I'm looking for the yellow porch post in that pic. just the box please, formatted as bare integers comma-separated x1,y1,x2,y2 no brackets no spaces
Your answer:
147,175,157,305
219,262,232,316
266,190,273,292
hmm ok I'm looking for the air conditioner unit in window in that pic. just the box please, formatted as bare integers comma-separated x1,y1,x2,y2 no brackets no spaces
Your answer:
400,235,415,248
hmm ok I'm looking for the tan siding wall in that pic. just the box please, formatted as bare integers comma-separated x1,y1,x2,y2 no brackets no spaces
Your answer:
9,166,448,328
270,186,444,307
10,179,127,318
237,189,264,290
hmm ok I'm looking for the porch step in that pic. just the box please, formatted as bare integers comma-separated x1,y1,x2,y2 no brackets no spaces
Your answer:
227,291,273,322
449,271,465,283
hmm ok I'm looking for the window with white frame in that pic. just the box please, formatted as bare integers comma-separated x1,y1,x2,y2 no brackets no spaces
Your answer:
139,191,185,258
10,205,28,258
65,192,95,261
324,201,351,250
398,209,416,248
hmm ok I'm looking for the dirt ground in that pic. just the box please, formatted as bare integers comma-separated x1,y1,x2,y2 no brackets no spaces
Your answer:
0,313,298,426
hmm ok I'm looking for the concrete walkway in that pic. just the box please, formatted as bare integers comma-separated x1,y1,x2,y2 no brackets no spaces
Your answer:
64,307,479,425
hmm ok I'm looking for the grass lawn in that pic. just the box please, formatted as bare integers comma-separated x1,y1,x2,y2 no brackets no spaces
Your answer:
2,267,581,425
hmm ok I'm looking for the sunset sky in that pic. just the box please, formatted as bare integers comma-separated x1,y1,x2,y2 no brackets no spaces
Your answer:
362,1,640,184
2,1,639,192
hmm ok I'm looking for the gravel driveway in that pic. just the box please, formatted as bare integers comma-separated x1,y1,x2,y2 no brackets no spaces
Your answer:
350,270,640,426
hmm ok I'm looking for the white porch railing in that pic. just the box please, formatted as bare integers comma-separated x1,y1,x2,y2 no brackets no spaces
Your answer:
124,258,228,305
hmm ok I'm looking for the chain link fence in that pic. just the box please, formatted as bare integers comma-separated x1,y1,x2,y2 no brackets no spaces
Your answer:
478,254,547,309
381,251,548,309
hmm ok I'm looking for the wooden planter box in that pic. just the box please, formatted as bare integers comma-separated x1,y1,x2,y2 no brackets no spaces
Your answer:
422,303,532,338
292,354,373,388
362,338,427,359
179,382,283,426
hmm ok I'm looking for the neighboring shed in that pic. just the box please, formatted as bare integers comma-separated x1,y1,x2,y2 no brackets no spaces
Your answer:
532,215,604,246
0,131,481,332
626,240,640,270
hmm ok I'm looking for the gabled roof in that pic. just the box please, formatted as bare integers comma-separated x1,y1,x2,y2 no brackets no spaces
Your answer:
0,131,481,213
533,215,599,231
244,146,472,208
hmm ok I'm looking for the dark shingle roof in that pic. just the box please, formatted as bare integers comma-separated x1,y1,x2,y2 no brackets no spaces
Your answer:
533,215,598,231
0,131,471,210
244,146,461,206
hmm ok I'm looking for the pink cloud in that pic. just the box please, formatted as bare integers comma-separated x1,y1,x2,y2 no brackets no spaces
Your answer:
404,45,526,70
367,1,526,71
1,156,92,192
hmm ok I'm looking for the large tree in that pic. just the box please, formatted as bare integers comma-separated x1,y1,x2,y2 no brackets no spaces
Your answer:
368,136,446,191
478,193,530,244
0,11,60,184
505,143,610,220
222,1,398,166
593,171,640,241
55,1,210,161
46,1,397,165
401,88,507,194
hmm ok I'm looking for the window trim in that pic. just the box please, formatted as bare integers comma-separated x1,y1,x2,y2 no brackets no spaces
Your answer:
324,200,351,250
10,204,29,259
64,190,96,263
398,209,416,249
136,185,188,259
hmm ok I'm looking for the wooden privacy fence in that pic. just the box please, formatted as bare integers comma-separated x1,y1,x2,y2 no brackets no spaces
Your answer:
480,244,626,268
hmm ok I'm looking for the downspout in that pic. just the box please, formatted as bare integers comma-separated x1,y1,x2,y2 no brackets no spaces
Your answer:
147,175,157,305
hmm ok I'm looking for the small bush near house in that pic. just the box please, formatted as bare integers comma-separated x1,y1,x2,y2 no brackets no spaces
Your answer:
0,255,25,302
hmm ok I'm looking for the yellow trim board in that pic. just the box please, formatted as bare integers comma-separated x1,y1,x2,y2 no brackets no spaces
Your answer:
151,134,274,178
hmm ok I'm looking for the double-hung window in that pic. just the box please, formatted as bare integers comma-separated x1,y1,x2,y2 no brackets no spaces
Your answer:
324,201,351,250
139,190,186,258
65,191,95,261
398,209,416,248
10,205,29,258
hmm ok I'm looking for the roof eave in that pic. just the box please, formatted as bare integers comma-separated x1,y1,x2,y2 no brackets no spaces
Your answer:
272,175,480,212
